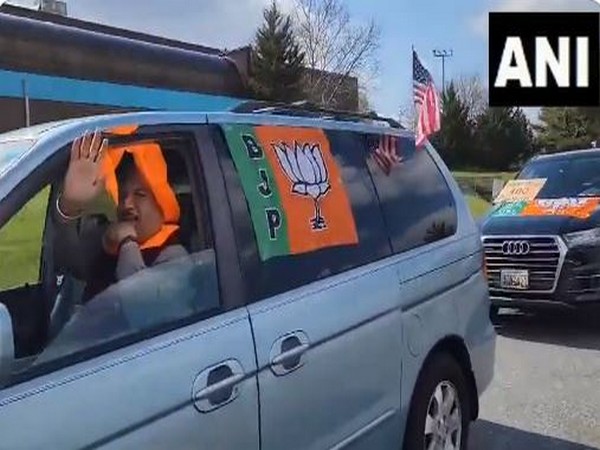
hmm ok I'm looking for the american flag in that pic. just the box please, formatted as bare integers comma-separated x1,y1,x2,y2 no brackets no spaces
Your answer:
413,49,441,147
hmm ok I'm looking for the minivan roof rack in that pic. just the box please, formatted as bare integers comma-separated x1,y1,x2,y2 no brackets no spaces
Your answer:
231,100,404,129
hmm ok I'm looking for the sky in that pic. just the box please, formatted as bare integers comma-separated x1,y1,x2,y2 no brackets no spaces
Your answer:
8,0,600,122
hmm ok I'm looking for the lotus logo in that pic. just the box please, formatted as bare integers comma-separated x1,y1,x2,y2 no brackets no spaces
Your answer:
502,240,531,256
274,141,331,230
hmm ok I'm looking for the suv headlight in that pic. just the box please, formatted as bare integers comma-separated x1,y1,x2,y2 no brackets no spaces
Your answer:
563,228,600,247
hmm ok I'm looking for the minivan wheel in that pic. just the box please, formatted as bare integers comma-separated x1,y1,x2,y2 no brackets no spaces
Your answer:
403,353,470,450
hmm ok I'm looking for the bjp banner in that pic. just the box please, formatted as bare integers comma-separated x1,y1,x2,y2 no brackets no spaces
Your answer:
490,197,600,219
522,197,600,219
221,124,359,260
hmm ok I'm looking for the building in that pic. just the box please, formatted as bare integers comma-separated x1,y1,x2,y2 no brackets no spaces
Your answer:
38,0,67,16
302,68,359,112
0,4,248,133
0,4,359,133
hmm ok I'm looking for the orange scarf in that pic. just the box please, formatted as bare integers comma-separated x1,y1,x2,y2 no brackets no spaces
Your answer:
102,142,180,252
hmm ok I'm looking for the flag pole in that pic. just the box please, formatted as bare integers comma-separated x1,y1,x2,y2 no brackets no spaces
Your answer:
411,45,414,108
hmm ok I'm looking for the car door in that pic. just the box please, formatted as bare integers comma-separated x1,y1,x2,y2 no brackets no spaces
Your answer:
0,122,259,450
212,120,405,449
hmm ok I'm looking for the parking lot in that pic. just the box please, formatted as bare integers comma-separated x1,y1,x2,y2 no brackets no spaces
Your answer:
469,308,600,450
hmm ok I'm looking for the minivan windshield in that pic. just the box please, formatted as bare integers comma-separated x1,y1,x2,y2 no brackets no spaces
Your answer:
517,154,600,199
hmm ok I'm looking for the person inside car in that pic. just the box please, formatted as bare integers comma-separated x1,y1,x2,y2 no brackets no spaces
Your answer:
53,130,188,302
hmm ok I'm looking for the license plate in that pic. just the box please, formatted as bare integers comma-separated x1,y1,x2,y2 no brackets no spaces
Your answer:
501,269,529,290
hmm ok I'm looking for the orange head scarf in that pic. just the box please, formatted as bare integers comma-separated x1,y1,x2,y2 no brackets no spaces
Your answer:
102,142,181,251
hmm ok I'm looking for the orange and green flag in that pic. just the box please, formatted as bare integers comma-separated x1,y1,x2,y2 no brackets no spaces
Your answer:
221,123,359,261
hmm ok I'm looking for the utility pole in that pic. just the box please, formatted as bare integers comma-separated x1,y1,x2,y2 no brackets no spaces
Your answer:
432,49,453,90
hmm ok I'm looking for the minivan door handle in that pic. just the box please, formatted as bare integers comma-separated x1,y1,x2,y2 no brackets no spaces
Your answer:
269,331,310,376
271,343,310,366
192,359,244,413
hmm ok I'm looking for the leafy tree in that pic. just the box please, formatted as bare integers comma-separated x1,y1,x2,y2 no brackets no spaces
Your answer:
430,82,474,168
475,107,535,170
249,1,306,102
427,78,536,171
578,107,600,139
535,107,596,152
426,75,537,171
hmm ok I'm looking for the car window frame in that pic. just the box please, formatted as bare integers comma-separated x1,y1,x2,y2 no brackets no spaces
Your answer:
0,122,245,387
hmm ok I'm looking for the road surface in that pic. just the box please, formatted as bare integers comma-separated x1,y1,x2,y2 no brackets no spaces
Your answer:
469,308,600,450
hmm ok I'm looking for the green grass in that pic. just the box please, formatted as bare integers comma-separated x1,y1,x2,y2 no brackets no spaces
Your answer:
453,171,516,203
466,194,492,218
0,188,49,290
0,187,116,291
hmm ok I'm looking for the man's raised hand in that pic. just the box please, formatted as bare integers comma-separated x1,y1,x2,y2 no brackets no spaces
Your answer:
60,130,108,216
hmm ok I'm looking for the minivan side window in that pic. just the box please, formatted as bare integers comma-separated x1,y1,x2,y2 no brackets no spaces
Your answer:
0,132,222,385
364,134,457,254
214,124,392,302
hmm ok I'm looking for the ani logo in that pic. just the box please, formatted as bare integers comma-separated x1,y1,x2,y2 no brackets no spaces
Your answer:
273,141,331,230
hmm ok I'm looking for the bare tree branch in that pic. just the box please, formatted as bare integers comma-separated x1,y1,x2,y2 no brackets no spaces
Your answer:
292,0,380,109
454,74,488,120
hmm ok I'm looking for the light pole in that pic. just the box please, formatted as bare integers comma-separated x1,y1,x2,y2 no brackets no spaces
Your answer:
433,49,453,90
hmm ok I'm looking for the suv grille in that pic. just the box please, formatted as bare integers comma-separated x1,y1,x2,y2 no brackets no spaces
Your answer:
483,236,562,293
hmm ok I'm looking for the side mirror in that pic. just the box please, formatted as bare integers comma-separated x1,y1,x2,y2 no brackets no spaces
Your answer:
0,303,14,386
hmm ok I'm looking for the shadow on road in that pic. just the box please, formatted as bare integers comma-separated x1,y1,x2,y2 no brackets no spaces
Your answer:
470,420,597,450
492,307,600,351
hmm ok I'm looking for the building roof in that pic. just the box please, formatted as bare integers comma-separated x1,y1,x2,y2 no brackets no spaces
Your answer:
0,3,224,55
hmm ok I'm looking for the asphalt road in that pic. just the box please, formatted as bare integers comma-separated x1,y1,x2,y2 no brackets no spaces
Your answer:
469,308,600,450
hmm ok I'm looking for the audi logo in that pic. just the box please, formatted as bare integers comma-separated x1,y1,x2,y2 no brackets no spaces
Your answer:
502,240,531,255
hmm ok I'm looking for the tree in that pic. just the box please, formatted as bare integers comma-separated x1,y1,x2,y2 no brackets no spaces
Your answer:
455,74,488,121
578,108,600,135
292,0,380,108
249,1,306,103
430,82,474,168
405,73,537,171
475,107,535,170
578,108,600,146
535,107,600,152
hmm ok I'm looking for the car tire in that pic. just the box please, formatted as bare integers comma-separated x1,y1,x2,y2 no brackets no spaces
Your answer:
403,352,471,450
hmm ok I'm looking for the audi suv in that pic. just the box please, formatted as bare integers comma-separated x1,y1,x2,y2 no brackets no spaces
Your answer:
481,147,600,317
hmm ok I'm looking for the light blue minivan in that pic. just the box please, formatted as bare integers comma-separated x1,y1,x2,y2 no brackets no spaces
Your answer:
0,106,495,450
